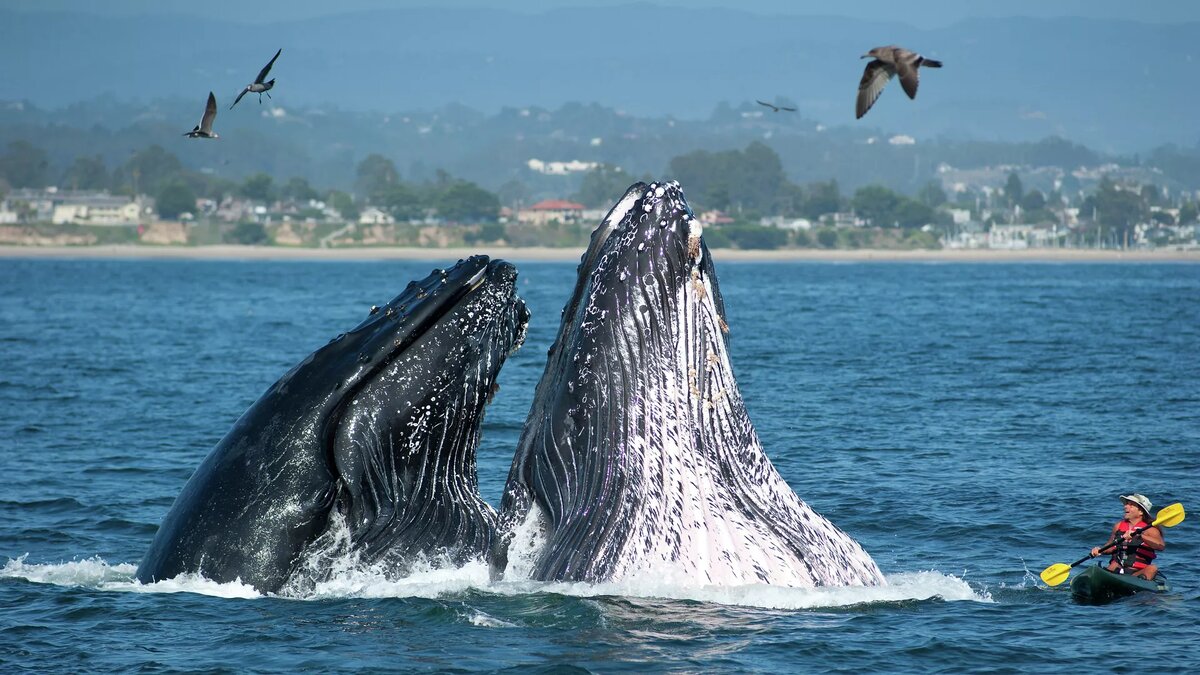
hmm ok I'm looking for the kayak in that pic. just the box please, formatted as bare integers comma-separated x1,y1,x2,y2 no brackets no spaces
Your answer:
1070,565,1169,604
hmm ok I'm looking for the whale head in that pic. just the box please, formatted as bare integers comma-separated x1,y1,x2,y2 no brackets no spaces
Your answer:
493,182,884,588
139,256,529,593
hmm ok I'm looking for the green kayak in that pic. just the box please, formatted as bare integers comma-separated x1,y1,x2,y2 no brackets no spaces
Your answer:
1070,565,1169,604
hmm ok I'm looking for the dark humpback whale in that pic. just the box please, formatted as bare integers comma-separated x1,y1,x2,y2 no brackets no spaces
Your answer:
491,182,885,587
137,256,529,593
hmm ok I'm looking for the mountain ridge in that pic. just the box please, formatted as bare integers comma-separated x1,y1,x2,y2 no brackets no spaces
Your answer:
3,7,1199,152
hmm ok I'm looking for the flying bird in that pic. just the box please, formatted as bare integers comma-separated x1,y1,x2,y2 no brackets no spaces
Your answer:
756,100,797,113
856,45,942,119
230,48,282,109
183,92,219,139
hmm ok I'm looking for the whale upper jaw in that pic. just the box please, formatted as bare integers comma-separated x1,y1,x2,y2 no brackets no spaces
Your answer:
493,182,885,588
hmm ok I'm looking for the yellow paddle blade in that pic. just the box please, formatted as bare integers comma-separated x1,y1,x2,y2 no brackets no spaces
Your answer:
1039,563,1072,587
1153,502,1185,528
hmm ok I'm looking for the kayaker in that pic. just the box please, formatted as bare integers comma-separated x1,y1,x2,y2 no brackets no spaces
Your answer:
1091,494,1165,579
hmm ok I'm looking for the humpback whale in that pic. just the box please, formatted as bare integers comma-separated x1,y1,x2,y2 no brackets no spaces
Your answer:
137,256,529,593
491,182,885,587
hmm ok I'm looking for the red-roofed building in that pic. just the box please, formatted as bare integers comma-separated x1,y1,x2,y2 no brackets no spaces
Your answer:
517,199,586,226
697,209,735,226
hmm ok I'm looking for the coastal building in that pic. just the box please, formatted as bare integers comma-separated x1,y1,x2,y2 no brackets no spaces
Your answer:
697,210,734,226
525,159,599,175
51,192,148,226
2,187,58,222
0,201,19,224
358,206,395,226
760,215,814,230
1,188,150,225
823,212,867,228
517,199,585,226
988,223,1063,249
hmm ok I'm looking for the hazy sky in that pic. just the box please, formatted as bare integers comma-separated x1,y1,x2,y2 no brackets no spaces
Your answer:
3,0,1199,27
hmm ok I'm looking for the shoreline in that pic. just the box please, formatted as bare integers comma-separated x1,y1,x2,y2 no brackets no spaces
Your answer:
1,244,1199,263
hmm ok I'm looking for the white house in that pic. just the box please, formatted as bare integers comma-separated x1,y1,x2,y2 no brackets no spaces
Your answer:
526,159,600,175
51,193,145,226
358,207,395,225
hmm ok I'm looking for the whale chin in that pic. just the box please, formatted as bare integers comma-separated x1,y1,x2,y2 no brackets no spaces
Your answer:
492,181,885,588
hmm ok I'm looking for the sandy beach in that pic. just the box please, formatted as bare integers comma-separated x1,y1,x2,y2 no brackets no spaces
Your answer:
1,244,1198,263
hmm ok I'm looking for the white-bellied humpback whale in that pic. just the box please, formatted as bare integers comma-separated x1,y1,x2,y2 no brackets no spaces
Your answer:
491,182,885,588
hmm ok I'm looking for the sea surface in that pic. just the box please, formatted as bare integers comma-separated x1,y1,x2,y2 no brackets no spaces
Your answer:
1,257,1197,673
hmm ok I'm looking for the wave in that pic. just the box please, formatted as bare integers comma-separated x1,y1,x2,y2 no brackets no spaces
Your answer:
2,555,989,609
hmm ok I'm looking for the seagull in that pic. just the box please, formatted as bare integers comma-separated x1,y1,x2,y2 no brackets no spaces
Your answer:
756,100,797,113
230,48,282,109
856,45,942,119
183,92,219,139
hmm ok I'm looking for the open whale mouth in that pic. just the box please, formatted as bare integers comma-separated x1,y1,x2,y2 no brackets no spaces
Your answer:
495,181,883,587
137,255,529,594
302,256,528,427
316,255,528,567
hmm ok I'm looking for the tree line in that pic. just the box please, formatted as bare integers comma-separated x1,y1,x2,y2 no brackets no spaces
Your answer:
4,138,1196,250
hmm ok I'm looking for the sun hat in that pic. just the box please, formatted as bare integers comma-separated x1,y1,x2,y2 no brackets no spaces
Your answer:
1120,493,1153,518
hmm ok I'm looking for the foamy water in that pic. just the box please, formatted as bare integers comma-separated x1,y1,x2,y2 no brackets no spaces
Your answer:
2,555,988,609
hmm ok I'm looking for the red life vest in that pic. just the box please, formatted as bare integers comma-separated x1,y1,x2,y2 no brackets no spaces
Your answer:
1111,520,1157,570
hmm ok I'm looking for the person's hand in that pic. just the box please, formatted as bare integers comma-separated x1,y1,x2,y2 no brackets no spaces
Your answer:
1091,546,1102,557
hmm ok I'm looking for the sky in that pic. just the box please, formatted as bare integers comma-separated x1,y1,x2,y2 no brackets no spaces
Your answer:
3,0,1200,27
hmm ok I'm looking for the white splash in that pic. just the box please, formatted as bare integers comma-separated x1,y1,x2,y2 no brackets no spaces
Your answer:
2,555,985,608
493,570,988,610
1,554,260,598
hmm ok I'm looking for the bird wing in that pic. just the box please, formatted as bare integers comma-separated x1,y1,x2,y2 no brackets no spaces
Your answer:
230,87,250,110
756,100,778,111
779,105,797,112
201,92,217,132
894,51,921,99
256,48,282,84
856,60,893,119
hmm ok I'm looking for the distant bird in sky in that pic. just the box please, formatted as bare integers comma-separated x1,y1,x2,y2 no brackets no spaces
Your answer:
856,45,942,119
183,92,219,139
756,100,797,113
230,48,282,109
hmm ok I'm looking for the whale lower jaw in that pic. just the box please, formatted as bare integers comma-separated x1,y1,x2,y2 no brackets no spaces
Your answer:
509,249,884,587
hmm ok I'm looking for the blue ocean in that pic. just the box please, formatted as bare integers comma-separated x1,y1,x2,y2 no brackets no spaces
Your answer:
1,257,1197,673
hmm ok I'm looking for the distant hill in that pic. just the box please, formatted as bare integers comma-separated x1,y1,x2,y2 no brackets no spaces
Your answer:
12,94,1200,205
3,6,1200,153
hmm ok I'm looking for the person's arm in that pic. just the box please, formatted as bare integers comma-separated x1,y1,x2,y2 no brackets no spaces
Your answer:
1091,523,1121,557
1138,525,1165,551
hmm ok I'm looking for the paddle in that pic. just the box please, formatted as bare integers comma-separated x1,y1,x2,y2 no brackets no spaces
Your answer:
1040,502,1185,587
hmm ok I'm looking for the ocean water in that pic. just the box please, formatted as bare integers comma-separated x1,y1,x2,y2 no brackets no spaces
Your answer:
1,257,1197,673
